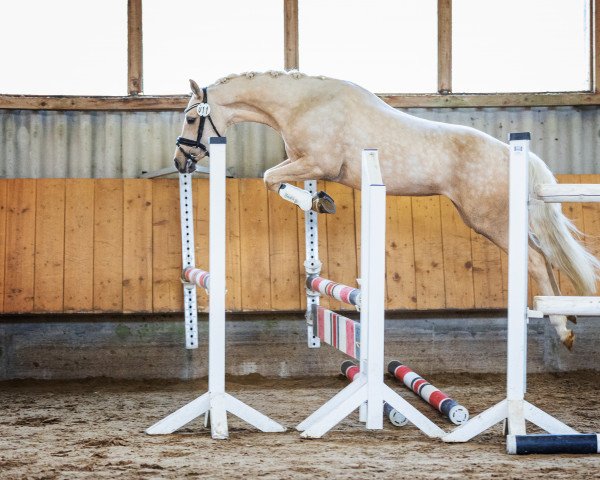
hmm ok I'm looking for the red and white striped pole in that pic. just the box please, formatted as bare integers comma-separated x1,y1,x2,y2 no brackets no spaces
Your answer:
341,361,408,427
388,361,469,425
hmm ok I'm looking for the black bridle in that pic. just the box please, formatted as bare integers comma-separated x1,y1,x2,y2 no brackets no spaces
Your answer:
175,86,222,171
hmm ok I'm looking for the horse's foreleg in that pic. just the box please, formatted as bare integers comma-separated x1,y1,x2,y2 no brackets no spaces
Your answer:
263,158,293,184
528,246,575,349
263,157,325,192
263,157,336,214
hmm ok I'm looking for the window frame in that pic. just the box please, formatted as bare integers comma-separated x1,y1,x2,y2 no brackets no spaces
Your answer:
0,0,597,110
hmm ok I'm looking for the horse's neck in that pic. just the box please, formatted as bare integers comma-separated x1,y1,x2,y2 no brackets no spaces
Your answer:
210,76,311,134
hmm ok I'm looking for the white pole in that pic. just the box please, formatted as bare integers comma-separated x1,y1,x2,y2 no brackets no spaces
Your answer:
506,132,530,435
362,149,385,429
359,155,370,423
208,137,227,396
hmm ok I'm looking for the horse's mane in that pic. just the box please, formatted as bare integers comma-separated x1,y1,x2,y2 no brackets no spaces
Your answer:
211,70,328,86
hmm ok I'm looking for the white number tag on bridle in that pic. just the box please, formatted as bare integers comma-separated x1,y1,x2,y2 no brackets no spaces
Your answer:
196,103,211,117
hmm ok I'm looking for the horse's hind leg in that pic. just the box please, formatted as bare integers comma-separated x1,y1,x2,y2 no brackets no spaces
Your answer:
451,195,574,349
528,246,575,349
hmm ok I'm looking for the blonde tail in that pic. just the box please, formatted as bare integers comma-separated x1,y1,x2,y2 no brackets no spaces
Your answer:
528,154,600,295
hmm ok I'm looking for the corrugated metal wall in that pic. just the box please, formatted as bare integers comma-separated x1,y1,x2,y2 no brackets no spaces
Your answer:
1,106,598,178
407,106,600,174
0,110,286,178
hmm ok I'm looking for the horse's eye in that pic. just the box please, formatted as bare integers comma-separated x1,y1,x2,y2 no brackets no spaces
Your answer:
186,116,196,124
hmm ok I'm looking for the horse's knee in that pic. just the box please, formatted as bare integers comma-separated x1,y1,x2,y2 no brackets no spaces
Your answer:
263,170,281,192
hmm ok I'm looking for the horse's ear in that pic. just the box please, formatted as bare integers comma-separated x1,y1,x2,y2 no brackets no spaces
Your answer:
189,79,202,98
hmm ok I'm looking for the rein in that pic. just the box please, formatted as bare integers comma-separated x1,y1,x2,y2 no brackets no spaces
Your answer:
175,87,222,170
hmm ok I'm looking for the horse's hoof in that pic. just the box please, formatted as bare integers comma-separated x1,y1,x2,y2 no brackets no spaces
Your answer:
562,331,575,351
567,315,577,324
312,191,336,214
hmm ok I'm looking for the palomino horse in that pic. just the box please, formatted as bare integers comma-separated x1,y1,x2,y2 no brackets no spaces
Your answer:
173,71,600,349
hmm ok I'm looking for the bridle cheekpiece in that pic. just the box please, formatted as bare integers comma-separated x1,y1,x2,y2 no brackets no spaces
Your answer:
175,86,222,172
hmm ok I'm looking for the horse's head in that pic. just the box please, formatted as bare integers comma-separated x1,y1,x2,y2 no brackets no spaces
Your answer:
173,79,222,174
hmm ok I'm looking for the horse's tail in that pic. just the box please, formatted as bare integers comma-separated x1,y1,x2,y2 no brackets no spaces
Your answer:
528,155,600,295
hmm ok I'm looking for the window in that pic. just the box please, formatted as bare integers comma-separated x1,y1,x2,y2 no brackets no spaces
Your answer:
453,0,590,93
0,0,597,108
0,0,127,95
298,0,437,93
142,0,284,94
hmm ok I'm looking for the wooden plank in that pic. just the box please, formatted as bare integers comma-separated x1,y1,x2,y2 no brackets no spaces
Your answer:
226,179,242,311
268,188,300,310
315,181,330,310
0,181,7,313
471,231,504,308
437,0,452,94
284,0,299,70
296,194,308,311
94,179,123,312
239,179,271,311
439,196,474,309
378,92,600,108
354,189,362,287
194,179,210,312
127,0,143,95
315,182,331,310
4,179,36,313
535,183,600,202
411,196,445,309
581,174,600,293
386,195,417,310
325,182,358,312
123,179,153,312
64,179,94,312
152,179,182,312
557,174,584,295
3,93,600,112
534,296,600,316
32,179,66,312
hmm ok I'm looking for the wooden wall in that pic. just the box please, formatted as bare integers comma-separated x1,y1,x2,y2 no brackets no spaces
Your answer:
0,176,598,314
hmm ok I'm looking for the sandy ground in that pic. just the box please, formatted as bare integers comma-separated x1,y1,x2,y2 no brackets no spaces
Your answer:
1,372,599,479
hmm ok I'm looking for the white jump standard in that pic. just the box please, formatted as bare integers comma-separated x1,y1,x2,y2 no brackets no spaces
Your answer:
443,132,600,454
296,149,445,439
146,137,285,439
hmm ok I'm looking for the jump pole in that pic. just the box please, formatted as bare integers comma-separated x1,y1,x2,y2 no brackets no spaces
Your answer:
341,361,408,427
296,149,445,439
388,361,469,425
507,434,600,455
443,132,579,444
146,137,285,439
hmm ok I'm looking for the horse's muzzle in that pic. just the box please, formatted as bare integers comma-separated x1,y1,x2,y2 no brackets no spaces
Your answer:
174,157,197,174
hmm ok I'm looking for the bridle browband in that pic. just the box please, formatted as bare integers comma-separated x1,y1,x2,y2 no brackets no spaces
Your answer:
175,86,222,170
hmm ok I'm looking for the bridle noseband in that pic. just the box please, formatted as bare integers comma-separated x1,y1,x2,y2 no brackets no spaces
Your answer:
175,86,222,171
